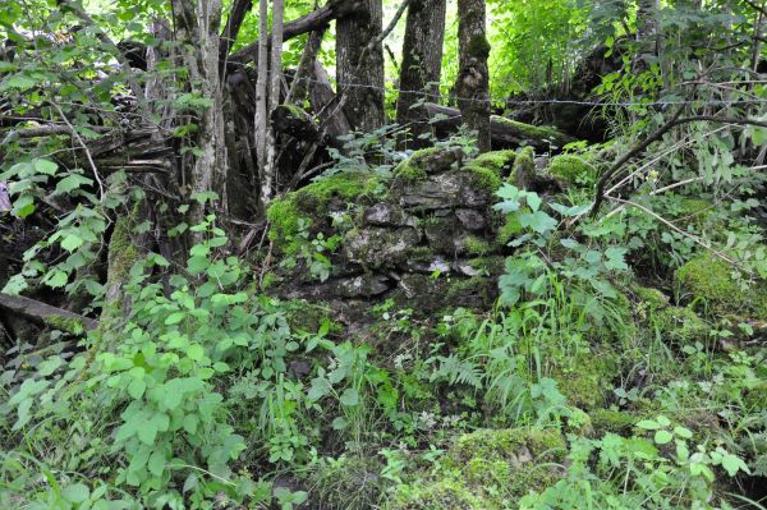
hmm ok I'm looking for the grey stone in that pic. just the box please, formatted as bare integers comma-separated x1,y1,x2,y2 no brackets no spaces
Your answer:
363,203,417,228
336,274,391,298
455,209,486,231
344,227,421,268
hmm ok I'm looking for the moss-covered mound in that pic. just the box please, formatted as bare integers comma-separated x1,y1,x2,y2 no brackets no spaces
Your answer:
267,172,383,255
548,154,595,186
634,286,709,346
391,428,566,509
675,253,767,318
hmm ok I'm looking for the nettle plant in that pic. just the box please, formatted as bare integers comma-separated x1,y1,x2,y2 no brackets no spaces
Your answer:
520,415,750,509
0,157,120,298
3,217,276,508
494,184,629,307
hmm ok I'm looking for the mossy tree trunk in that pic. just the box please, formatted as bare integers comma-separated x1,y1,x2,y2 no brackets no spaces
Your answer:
336,0,385,131
170,0,229,225
456,0,491,152
395,0,446,149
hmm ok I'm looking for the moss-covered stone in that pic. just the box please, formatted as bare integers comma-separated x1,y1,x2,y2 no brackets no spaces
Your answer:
634,285,709,345
496,213,523,246
461,235,492,256
590,408,637,435
283,299,340,335
44,315,86,335
460,165,502,194
267,172,382,255
493,116,573,147
463,150,516,178
394,147,463,183
555,350,619,410
391,428,566,510
510,146,535,189
548,154,595,186
445,276,497,309
675,253,767,318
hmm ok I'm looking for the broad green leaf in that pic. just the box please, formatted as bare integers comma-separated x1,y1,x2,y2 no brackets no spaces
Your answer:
340,387,360,407
654,430,673,445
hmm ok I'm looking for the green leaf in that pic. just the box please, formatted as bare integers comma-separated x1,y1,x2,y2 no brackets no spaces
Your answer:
187,343,204,361
519,210,558,235
12,194,35,218
636,419,660,430
147,450,167,477
526,192,542,212
340,388,360,407
34,159,58,176
62,483,90,503
673,426,692,439
127,378,146,399
654,430,673,445
60,233,84,252
721,452,750,477
165,312,186,325
55,174,93,194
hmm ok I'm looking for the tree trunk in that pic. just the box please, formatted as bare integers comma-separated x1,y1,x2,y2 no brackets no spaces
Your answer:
336,0,384,131
455,0,490,152
263,0,284,203
395,0,446,149
170,0,229,223
255,0,269,206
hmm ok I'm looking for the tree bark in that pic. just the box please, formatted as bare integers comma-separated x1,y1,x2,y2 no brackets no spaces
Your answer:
255,0,269,206
263,0,285,203
171,0,229,223
455,0,490,152
396,0,446,149
336,0,385,131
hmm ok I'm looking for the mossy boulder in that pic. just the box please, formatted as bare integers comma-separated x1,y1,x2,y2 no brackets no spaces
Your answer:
675,253,767,318
510,146,535,189
393,147,464,183
267,171,383,255
391,428,566,510
492,116,574,149
554,350,619,409
590,408,637,435
548,154,596,186
463,150,516,178
634,286,709,345
344,227,422,269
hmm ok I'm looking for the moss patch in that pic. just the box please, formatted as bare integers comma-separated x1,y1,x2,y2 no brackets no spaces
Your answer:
555,350,619,410
464,150,516,177
394,147,463,183
44,315,86,335
392,428,566,510
548,154,596,186
493,116,573,146
591,408,637,435
267,172,382,255
675,253,767,318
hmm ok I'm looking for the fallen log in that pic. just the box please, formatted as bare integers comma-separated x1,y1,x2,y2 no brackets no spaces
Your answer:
425,103,575,151
0,293,98,334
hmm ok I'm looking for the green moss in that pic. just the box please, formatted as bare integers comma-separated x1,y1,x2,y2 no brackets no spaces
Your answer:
676,253,767,317
509,146,535,188
445,276,496,308
493,116,572,146
267,171,382,254
283,299,340,334
466,256,505,275
653,306,709,345
394,147,462,183
461,164,502,193
555,351,618,409
392,428,565,510
634,286,670,309
469,35,491,59
496,213,523,246
548,154,595,185
464,150,516,176
44,315,86,335
463,235,491,256
591,409,637,435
